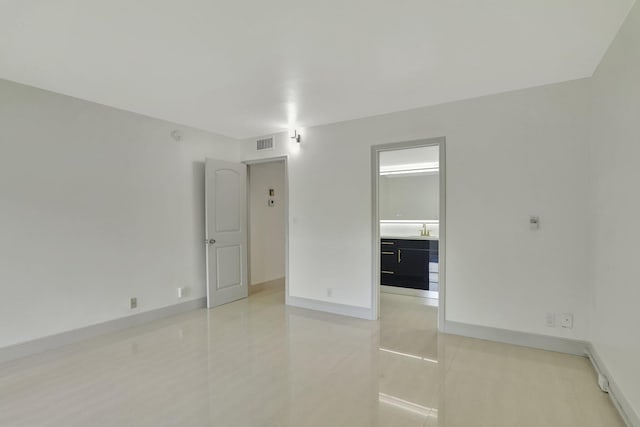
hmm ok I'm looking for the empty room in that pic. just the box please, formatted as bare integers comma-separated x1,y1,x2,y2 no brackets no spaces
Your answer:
1,1,639,426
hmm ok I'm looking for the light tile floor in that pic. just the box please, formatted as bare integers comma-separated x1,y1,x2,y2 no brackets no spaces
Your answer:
0,281,625,426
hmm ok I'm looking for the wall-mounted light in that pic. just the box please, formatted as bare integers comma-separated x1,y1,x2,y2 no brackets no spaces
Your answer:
289,129,301,143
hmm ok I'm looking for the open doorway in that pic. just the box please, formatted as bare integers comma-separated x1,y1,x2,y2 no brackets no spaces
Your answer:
372,138,445,329
247,159,287,300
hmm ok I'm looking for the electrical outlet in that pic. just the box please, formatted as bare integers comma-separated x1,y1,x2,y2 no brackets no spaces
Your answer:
545,312,556,328
177,287,186,298
327,288,333,298
559,313,573,329
130,297,137,309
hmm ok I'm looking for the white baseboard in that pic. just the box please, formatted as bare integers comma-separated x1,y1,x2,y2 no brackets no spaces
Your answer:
287,296,374,320
586,343,639,427
0,297,206,365
444,320,588,356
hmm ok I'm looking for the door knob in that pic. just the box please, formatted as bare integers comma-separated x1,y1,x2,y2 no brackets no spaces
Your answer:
209,239,216,245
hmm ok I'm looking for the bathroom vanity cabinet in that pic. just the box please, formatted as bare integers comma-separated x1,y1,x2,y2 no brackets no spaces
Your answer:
380,238,438,290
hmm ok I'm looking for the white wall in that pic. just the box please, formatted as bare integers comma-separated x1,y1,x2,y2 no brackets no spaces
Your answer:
249,161,286,285
0,79,240,348
379,174,439,221
242,79,591,340
589,1,640,418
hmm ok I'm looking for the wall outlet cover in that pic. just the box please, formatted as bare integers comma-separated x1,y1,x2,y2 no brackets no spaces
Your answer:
130,297,138,309
559,313,573,329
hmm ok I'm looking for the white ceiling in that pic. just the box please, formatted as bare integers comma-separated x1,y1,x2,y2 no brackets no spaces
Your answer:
0,1,635,139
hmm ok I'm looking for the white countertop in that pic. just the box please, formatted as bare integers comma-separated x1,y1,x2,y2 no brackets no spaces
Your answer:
381,235,439,240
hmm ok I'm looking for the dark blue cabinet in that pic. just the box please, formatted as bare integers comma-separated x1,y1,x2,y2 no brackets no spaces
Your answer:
380,238,438,290
380,240,398,285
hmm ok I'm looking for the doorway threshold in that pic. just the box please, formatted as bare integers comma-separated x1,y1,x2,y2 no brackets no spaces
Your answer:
381,285,438,300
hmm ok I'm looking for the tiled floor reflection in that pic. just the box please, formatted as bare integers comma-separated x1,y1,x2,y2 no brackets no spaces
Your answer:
0,281,625,426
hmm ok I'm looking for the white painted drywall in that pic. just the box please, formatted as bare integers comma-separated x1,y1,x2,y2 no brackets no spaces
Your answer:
589,1,640,418
242,79,591,340
249,161,286,285
379,174,439,221
0,79,240,348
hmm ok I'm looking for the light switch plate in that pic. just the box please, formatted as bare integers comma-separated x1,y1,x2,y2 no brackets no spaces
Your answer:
530,216,540,230
546,312,556,327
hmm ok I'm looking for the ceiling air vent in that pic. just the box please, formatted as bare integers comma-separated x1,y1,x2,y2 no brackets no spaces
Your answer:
256,137,274,151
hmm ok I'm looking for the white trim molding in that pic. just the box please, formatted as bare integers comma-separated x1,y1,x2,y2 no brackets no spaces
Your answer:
371,136,447,329
586,343,639,427
243,156,290,310
287,296,374,320
0,298,206,364
444,320,588,356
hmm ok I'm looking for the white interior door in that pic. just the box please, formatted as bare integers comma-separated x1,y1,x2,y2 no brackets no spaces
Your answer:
205,158,248,308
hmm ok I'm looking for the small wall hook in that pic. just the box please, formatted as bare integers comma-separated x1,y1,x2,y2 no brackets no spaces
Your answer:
170,130,182,142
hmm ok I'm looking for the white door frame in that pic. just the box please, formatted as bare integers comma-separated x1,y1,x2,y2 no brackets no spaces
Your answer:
244,156,290,303
371,137,446,330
